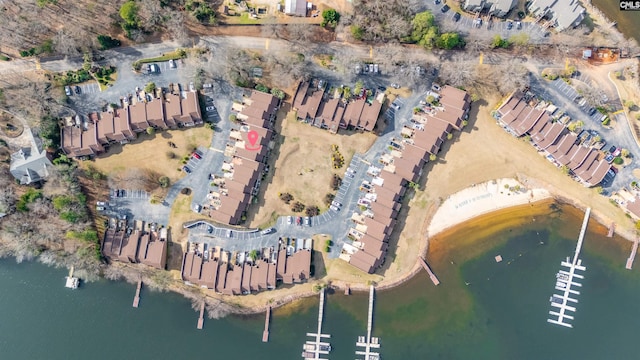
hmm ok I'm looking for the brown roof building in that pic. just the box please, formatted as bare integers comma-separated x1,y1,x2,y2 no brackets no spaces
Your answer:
62,91,201,158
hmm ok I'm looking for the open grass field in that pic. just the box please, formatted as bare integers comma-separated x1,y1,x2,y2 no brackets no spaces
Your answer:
247,109,376,227
83,127,213,189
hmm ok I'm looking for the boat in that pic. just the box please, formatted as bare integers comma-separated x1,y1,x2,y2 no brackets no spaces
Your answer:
319,344,331,352
301,351,314,358
556,273,569,281
550,295,563,304
303,344,315,351
556,281,567,289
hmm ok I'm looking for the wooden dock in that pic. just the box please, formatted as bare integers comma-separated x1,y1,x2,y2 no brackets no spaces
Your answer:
547,208,590,328
607,223,615,238
262,306,271,342
302,288,331,359
355,285,380,360
197,302,205,330
626,241,638,270
419,257,440,285
132,280,142,308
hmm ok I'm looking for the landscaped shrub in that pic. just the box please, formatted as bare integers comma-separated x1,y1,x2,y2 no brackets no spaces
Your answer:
279,192,294,204
613,156,623,165
331,174,342,190
97,35,121,50
291,201,305,212
324,193,335,205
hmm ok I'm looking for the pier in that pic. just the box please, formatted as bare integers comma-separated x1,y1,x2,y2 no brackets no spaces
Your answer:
65,266,79,289
197,302,205,330
302,288,331,359
547,208,590,328
419,257,440,285
355,285,381,360
262,306,271,342
607,223,615,238
626,241,638,270
132,280,142,308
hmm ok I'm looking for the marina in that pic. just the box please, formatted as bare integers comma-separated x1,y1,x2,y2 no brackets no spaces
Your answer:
626,241,638,270
355,285,381,360
301,288,331,359
132,280,142,308
547,208,590,328
64,266,79,289
419,257,440,285
262,306,271,343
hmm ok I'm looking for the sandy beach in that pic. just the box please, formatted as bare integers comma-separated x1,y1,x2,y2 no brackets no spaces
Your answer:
427,179,552,238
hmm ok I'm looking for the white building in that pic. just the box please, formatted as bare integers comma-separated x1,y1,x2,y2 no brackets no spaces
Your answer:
462,0,516,17
527,0,585,31
284,0,307,16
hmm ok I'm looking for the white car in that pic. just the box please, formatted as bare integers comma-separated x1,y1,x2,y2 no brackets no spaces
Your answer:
203,83,212,88
226,229,232,237
96,201,106,207
168,59,176,69
206,106,215,112
261,228,274,235
287,216,293,225
330,205,340,212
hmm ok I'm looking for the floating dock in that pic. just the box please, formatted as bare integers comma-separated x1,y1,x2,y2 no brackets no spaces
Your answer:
626,241,638,270
65,265,79,289
355,285,381,360
419,257,440,285
262,306,271,342
302,288,331,359
133,280,142,308
547,208,590,328
607,223,615,238
197,302,205,330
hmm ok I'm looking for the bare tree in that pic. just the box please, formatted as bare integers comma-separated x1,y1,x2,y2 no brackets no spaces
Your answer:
167,11,190,47
139,0,165,31
54,29,81,57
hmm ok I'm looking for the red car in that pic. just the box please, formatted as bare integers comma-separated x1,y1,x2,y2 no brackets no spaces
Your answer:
192,152,201,159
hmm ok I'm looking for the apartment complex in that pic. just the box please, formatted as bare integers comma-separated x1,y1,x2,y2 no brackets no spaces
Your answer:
462,0,517,17
344,86,471,273
205,91,279,225
293,80,384,133
61,90,202,158
181,239,312,295
495,91,612,187
101,219,168,270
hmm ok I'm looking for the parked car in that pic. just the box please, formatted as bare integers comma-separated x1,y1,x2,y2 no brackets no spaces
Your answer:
304,217,311,226
434,0,440,4
189,82,195,91
192,152,201,160
453,12,461,22
287,216,293,225
391,83,400,89
75,86,81,94
169,59,176,69
516,21,522,29
64,86,72,96
203,83,212,88
226,229,232,237
96,201,107,207
261,228,274,235
207,226,213,234
431,83,441,92
206,106,215,112
441,4,450,13
96,206,105,211
330,205,340,212
296,216,302,225
605,154,615,163
378,86,386,92
345,171,354,178
331,200,342,208
506,21,513,30
182,166,192,173
588,108,597,116
151,64,159,73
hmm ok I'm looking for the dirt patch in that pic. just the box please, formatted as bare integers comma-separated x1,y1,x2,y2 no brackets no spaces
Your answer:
247,110,376,227
85,127,213,189
0,112,24,138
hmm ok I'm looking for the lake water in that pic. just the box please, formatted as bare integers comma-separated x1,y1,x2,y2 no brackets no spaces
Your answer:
592,0,640,44
1,202,639,359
